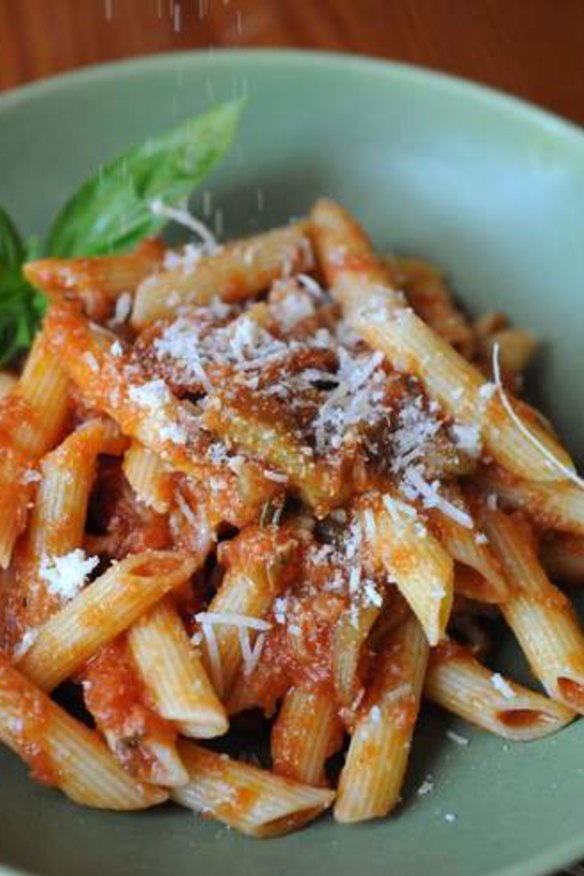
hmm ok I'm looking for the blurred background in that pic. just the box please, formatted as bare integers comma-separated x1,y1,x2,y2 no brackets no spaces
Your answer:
1,0,584,124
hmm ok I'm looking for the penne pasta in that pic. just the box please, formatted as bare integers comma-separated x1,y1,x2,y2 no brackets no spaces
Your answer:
24,238,163,303
43,302,279,523
4,188,584,835
332,602,383,713
483,509,584,713
82,637,188,788
361,493,454,646
128,596,228,739
123,441,173,514
3,419,124,650
197,526,299,697
479,466,584,536
271,686,343,787
426,640,574,741
385,255,477,359
334,613,428,822
0,651,166,810
0,335,70,567
310,198,577,485
426,484,508,603
172,741,335,837
17,551,199,691
131,223,313,328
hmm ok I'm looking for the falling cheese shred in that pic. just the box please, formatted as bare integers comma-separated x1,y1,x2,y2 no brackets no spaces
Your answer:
492,342,584,490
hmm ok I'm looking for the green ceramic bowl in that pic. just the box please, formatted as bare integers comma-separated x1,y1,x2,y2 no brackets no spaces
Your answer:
1,50,584,876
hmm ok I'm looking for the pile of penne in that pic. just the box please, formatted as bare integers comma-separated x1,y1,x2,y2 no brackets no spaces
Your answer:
1,198,584,837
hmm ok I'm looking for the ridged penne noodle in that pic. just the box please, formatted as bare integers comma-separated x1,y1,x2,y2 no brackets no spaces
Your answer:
483,509,584,712
5,191,584,833
0,449,35,572
361,493,454,646
541,533,584,585
426,495,508,603
82,638,188,788
334,613,428,822
172,741,335,837
5,334,70,458
24,239,163,301
43,303,278,517
271,686,343,787
0,335,70,567
0,651,166,810
43,303,209,470
386,255,476,359
198,527,298,697
17,551,198,691
128,596,228,738
332,603,382,712
123,441,173,513
479,466,584,535
425,641,574,741
310,198,577,484
131,223,313,328
2,419,122,650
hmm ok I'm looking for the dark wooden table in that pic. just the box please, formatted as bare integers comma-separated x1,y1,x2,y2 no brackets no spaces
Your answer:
2,0,584,128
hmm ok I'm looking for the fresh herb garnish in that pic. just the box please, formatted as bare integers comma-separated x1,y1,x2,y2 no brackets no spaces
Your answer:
0,98,246,366
47,99,245,258
0,208,46,367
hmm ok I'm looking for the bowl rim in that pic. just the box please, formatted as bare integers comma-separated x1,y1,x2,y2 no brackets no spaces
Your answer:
1,47,584,876
1,46,584,147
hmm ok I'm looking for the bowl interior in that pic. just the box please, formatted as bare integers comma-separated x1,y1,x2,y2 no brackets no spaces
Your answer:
1,50,584,876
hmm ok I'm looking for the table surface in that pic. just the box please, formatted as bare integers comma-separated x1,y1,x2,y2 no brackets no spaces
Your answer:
1,0,584,128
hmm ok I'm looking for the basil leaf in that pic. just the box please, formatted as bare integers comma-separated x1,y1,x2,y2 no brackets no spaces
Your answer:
47,99,245,258
0,206,46,367
0,205,26,288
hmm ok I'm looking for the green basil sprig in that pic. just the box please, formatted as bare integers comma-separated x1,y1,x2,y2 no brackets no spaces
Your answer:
0,207,46,367
0,98,245,365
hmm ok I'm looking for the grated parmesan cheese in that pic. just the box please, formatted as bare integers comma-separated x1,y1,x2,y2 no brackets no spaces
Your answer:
13,628,40,660
417,777,434,797
194,611,272,632
149,199,219,253
128,378,173,410
369,705,382,723
39,549,99,602
446,729,469,747
449,423,482,459
492,342,584,489
21,469,41,485
386,683,412,703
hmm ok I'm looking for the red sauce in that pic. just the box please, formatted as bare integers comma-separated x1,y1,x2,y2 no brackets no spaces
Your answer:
428,638,472,669
89,458,172,559
82,638,176,780
239,590,347,716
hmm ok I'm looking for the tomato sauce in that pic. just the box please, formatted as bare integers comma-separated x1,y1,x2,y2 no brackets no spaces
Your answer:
82,638,176,779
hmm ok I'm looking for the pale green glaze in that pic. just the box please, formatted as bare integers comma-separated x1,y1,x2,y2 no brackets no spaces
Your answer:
1,50,584,876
